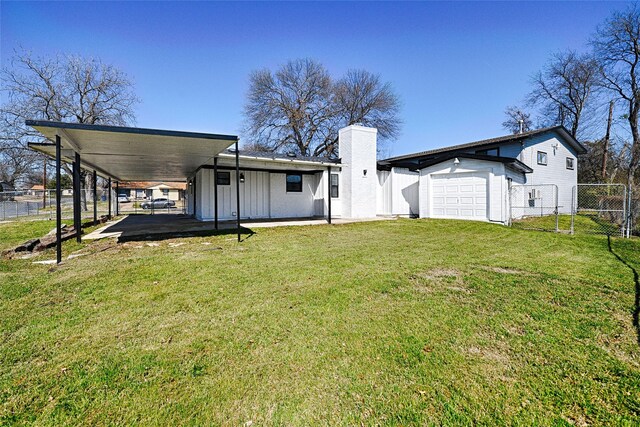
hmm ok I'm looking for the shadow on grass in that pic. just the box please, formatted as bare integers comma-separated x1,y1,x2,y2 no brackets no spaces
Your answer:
116,227,256,243
608,235,640,346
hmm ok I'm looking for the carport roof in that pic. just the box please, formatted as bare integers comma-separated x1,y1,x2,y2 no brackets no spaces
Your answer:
27,120,238,182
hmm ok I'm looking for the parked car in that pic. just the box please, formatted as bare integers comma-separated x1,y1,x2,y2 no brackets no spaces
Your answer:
141,198,175,209
117,194,130,203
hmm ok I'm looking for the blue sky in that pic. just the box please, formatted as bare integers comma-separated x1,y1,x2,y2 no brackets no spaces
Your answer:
0,1,630,156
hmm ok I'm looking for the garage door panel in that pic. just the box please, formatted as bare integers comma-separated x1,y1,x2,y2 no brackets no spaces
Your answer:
431,173,488,220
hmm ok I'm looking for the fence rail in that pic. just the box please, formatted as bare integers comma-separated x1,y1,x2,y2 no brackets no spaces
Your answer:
509,184,560,232
0,189,186,221
508,183,635,238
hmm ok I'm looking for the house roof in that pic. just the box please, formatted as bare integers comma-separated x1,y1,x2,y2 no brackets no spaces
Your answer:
220,149,341,165
26,120,238,181
381,126,587,165
415,153,534,174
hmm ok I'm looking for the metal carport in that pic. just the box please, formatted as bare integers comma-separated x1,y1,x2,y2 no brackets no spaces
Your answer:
26,120,241,263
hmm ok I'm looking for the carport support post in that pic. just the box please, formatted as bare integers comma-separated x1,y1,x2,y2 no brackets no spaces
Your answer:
214,156,218,230
327,167,332,224
107,177,112,219
115,182,119,216
73,151,82,243
55,135,62,264
235,140,241,242
92,170,97,225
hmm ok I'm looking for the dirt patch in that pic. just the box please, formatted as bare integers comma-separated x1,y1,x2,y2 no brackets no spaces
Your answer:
410,268,471,293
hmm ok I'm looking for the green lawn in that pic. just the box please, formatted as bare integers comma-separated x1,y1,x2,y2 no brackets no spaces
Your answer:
1,219,639,425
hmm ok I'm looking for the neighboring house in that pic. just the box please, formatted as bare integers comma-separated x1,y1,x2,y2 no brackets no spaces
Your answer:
0,181,15,192
28,184,45,195
117,182,186,201
377,126,586,223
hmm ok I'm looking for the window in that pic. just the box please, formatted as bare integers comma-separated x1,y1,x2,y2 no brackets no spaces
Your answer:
537,151,548,165
476,148,499,156
566,157,574,170
330,173,339,198
162,189,169,196
286,173,303,192
216,171,230,185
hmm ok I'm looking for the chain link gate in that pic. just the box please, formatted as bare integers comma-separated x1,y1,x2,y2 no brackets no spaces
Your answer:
509,184,559,232
571,184,628,237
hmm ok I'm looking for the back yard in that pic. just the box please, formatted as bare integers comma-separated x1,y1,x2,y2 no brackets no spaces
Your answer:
1,218,639,425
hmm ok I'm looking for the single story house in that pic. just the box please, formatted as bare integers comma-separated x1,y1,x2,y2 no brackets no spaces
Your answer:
117,181,186,201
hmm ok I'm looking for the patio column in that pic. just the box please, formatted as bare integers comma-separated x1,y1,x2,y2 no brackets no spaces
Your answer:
55,135,62,264
73,151,82,243
327,166,332,224
214,156,218,230
115,181,119,216
107,177,112,219
92,170,97,225
235,140,241,242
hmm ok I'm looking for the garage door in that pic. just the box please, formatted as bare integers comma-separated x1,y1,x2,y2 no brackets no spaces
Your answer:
431,172,488,220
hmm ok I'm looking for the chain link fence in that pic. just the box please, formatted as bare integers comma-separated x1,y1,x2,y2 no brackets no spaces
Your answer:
0,189,114,221
509,184,560,232
571,184,628,237
0,188,186,221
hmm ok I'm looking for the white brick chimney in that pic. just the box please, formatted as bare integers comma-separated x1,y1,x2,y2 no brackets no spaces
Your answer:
338,125,378,218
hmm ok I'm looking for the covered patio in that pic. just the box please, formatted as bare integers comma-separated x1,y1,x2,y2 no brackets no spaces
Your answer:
27,120,243,263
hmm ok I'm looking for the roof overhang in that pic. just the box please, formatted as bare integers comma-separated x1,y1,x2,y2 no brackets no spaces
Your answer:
26,120,239,181
415,153,534,174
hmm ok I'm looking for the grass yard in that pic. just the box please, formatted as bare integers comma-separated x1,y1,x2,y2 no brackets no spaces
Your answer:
1,218,639,425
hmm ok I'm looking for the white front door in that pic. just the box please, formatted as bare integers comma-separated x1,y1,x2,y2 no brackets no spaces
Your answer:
431,172,488,220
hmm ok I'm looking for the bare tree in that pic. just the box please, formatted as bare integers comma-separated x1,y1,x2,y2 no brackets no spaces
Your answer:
313,69,401,157
1,50,138,188
527,50,599,138
502,105,533,134
243,59,401,157
243,59,333,156
592,4,640,188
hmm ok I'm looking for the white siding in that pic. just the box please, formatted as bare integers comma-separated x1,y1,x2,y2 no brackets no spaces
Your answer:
419,158,508,224
391,168,419,216
269,173,318,218
518,133,578,214
377,170,392,215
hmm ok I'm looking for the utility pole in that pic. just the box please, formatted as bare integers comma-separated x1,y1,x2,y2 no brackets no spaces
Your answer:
602,100,614,181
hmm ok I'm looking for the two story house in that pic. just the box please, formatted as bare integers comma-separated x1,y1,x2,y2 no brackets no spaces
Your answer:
376,126,587,224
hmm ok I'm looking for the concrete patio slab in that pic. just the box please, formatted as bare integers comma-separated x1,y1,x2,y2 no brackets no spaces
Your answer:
83,214,396,241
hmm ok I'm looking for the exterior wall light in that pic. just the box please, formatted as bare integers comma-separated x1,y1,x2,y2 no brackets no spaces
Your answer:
453,158,460,165
239,172,245,183
363,169,368,176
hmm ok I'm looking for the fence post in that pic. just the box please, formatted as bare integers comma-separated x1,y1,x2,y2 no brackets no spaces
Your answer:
570,185,575,235
554,185,559,233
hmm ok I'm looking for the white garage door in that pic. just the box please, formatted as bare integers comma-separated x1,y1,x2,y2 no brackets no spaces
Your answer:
431,172,488,220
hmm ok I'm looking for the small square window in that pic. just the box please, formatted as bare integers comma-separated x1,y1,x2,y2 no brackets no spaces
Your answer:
162,189,169,196
216,171,230,185
286,173,303,192
330,173,339,198
566,157,574,170
537,151,548,166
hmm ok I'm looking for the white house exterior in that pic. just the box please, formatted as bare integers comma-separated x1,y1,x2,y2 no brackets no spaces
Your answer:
378,126,586,224
185,125,585,225
186,125,379,221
